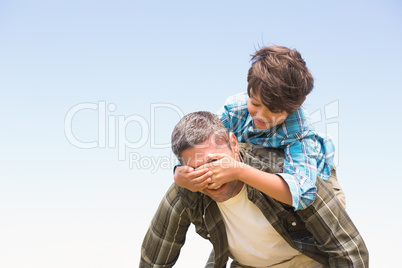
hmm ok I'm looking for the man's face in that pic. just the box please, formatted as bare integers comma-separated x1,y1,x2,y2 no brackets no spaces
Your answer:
180,134,243,202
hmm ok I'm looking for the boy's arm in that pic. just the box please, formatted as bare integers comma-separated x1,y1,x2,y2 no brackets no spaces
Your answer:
205,135,324,210
237,163,293,205
205,153,293,206
277,136,322,210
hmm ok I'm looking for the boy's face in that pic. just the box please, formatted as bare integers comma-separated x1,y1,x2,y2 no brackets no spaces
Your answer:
247,92,288,130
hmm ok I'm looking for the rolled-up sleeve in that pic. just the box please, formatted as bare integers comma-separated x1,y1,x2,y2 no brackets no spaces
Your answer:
276,136,320,210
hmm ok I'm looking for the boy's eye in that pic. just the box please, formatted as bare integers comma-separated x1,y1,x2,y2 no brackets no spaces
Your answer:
251,101,260,107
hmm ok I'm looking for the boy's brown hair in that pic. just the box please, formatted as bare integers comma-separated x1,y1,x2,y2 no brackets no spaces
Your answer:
247,45,314,114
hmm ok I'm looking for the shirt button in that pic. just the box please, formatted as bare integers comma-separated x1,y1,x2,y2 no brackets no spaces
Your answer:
292,222,297,226
207,234,211,238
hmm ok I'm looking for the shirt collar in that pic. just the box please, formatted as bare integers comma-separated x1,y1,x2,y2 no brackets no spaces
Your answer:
245,113,253,127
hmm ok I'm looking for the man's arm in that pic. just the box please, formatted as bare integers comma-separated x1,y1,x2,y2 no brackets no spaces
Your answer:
297,176,369,267
140,183,191,267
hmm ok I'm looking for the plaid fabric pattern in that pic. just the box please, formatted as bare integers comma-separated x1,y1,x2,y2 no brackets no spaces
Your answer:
140,144,368,268
217,92,336,210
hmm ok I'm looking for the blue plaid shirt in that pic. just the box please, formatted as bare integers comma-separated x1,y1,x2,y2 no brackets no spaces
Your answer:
217,92,336,210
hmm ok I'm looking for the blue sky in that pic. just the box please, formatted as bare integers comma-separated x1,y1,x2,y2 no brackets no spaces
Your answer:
0,0,401,267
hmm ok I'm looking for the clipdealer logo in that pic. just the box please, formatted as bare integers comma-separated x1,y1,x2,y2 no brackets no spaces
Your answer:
309,100,340,166
64,101,184,172
64,100,340,171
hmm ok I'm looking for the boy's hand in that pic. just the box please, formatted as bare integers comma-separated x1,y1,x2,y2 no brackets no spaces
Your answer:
204,153,244,190
174,165,213,192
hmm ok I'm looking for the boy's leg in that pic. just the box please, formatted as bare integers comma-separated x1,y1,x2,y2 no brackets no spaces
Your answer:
325,167,346,209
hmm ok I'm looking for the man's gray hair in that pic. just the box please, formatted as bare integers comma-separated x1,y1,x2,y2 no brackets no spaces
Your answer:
171,111,230,162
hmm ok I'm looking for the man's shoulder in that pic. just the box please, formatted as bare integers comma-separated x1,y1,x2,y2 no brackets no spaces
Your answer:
239,143,285,174
167,183,205,210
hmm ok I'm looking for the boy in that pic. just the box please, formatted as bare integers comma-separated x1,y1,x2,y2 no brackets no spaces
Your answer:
174,45,341,210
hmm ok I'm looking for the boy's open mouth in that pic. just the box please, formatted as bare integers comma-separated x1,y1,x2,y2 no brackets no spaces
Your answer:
254,118,268,127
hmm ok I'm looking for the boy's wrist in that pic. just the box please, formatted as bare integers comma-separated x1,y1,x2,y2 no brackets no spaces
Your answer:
234,161,247,181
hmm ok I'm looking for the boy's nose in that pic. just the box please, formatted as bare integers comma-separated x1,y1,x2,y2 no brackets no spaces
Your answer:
256,109,265,117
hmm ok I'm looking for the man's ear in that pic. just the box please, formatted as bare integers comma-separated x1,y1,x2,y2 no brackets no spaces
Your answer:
229,132,239,154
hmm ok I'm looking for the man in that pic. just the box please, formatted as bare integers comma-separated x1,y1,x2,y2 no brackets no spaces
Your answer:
140,111,368,267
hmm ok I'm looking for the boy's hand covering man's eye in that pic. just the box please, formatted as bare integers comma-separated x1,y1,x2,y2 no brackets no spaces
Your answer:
202,153,244,190
173,165,213,192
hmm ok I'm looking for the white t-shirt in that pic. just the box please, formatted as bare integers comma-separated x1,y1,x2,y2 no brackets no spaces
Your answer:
217,184,301,267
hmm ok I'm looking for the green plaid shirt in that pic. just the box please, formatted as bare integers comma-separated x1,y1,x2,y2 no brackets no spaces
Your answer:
140,144,368,268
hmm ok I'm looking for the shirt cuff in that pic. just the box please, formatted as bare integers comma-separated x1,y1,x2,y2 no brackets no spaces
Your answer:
276,172,301,210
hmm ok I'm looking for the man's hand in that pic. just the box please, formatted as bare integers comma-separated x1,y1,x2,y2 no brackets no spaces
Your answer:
174,165,213,192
